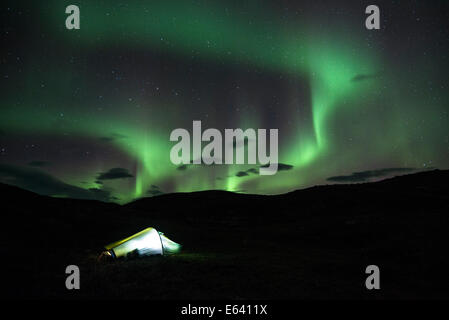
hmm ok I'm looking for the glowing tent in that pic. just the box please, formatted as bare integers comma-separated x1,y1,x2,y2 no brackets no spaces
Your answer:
104,227,181,259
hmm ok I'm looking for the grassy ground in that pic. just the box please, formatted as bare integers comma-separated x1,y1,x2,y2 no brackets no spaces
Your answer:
1,169,449,299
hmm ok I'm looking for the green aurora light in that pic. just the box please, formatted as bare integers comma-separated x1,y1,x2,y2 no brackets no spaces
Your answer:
1,1,448,203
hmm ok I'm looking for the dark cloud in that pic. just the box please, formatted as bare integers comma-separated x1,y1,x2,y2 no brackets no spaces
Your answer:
246,168,259,174
147,184,163,196
260,163,294,171
28,160,51,167
147,189,163,196
327,167,416,183
351,73,380,82
97,167,133,180
0,164,111,202
99,133,128,142
278,163,294,171
236,163,293,177
87,188,112,201
236,171,249,177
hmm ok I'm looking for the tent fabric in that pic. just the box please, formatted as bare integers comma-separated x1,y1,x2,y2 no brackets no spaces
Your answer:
105,227,180,258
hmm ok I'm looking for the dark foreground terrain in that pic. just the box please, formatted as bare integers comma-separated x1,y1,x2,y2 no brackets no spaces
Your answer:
1,169,449,299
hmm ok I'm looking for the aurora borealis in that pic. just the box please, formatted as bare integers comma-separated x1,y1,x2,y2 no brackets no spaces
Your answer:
1,0,448,203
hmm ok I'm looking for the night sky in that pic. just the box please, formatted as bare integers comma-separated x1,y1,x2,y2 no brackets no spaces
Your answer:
1,0,448,203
